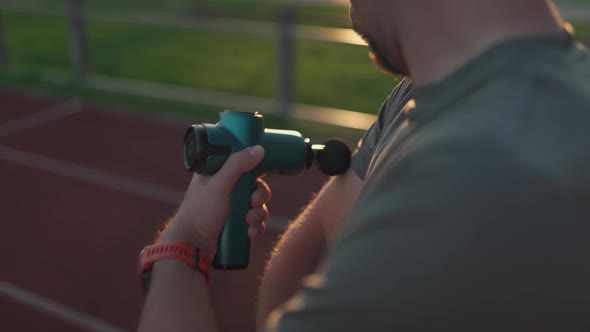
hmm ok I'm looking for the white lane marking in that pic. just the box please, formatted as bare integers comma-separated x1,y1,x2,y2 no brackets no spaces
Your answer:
0,145,183,204
0,280,128,332
0,145,290,230
0,99,82,137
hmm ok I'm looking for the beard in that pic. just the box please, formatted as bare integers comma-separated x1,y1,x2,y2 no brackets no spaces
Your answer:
352,23,409,77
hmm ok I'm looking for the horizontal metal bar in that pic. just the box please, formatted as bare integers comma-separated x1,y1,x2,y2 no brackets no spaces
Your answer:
0,5,366,45
37,67,376,130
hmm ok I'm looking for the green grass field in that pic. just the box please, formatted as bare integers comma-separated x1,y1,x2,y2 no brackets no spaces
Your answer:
1,12,396,115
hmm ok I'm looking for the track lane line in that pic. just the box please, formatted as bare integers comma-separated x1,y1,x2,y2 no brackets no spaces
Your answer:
0,145,183,204
0,99,82,137
0,280,128,332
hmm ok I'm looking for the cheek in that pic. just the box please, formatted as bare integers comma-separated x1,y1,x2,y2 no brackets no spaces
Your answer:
350,8,367,35
350,4,381,37
349,6,357,28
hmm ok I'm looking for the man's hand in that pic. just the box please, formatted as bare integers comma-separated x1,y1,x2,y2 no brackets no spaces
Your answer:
159,145,269,256
139,145,271,332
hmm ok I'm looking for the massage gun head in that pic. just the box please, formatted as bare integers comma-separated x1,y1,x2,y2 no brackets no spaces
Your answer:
308,139,351,176
183,124,232,174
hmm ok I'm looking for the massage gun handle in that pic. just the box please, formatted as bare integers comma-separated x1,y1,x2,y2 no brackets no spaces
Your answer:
212,172,256,270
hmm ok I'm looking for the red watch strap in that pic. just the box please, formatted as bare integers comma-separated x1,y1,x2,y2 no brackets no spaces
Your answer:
138,242,211,289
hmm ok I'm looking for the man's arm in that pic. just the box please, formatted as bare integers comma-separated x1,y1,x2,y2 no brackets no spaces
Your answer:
138,259,217,332
138,146,268,332
256,168,362,327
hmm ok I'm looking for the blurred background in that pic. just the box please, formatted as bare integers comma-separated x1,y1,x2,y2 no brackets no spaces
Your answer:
0,0,391,141
0,1,589,332
0,0,588,133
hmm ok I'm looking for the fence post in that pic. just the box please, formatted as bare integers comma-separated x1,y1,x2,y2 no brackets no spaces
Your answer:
277,8,294,117
0,11,7,66
67,0,88,86
191,0,208,17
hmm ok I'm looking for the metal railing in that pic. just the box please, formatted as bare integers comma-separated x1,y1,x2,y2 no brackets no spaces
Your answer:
0,0,369,122
0,1,589,128
0,11,6,66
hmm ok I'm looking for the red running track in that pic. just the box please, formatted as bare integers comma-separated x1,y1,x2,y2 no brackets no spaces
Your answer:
0,90,330,332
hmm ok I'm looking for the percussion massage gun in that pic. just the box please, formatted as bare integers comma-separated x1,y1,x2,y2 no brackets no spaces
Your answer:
183,111,351,269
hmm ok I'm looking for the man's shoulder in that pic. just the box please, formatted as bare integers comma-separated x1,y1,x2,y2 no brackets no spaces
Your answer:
509,45,590,189
355,39,590,221
345,127,583,244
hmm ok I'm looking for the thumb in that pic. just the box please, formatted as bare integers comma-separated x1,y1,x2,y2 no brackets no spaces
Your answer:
213,145,265,190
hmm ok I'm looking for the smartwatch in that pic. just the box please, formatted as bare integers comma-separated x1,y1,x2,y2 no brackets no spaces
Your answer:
138,242,211,290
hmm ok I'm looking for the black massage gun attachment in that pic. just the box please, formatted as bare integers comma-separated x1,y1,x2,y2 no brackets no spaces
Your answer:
308,139,352,176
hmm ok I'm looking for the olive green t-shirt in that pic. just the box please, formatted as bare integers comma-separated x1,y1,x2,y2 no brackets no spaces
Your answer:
271,32,590,331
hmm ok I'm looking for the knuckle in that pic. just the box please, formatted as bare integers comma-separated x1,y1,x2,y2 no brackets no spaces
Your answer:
247,208,265,225
247,210,258,222
256,208,266,221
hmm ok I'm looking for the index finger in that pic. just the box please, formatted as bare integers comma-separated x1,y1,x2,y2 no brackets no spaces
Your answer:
211,145,265,191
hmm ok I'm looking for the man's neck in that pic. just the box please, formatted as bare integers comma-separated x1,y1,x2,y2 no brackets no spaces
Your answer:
399,0,564,87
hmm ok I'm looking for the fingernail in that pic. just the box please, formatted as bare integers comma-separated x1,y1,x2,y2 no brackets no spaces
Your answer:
247,145,264,159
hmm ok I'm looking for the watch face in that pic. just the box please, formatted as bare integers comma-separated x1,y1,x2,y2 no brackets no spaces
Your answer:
141,270,151,290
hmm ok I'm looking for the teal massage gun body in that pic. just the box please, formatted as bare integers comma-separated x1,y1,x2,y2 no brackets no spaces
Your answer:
183,111,351,270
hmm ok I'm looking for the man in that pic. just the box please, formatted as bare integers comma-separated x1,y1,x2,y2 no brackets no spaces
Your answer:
139,0,590,331
256,77,413,326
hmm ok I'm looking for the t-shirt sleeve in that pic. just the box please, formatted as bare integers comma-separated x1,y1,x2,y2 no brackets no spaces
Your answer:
265,142,590,332
351,78,413,180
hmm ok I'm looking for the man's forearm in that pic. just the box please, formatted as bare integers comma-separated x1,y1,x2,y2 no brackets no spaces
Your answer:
257,170,362,328
257,206,327,327
138,259,218,332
